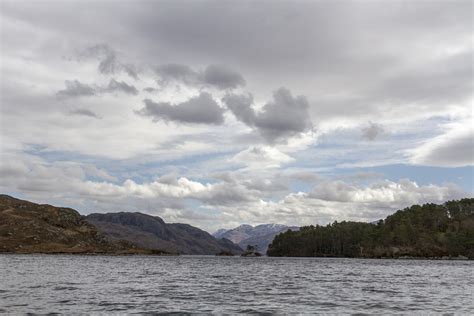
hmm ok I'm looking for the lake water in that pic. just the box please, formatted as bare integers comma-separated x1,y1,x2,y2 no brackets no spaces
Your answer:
0,255,472,314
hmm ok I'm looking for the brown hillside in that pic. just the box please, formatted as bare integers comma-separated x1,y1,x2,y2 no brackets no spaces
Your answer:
0,195,166,254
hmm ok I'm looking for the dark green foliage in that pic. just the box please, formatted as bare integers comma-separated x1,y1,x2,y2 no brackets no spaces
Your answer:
267,199,474,258
241,244,262,257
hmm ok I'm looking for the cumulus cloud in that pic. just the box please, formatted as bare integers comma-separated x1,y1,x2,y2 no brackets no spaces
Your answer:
137,92,225,124
0,148,469,231
0,153,257,209
0,154,117,195
231,146,294,169
194,182,256,206
225,178,468,226
212,172,289,197
241,178,288,193
7,151,456,211
155,63,245,90
362,122,384,141
308,178,463,207
410,119,474,167
224,88,313,142
81,177,210,199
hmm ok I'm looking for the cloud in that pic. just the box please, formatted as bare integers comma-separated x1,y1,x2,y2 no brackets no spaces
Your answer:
143,87,159,93
410,119,474,167
154,63,245,90
155,63,201,86
57,79,138,98
0,153,257,208
7,149,458,213
57,80,96,98
121,64,140,80
69,108,101,119
80,44,139,79
254,88,312,141
288,171,323,183
137,92,225,124
362,121,384,140
223,93,255,126
224,88,313,142
225,178,468,227
212,172,289,195
371,50,473,106
203,64,245,89
104,79,139,95
231,146,294,169
307,178,465,209
1,1,472,232
194,182,256,206
0,153,117,195
84,177,210,199
0,148,469,231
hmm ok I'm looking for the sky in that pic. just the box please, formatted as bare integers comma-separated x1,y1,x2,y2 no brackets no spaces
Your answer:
0,0,473,233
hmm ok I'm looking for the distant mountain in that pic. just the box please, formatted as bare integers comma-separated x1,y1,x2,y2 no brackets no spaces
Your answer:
213,224,299,254
213,224,254,243
0,195,162,254
86,212,243,255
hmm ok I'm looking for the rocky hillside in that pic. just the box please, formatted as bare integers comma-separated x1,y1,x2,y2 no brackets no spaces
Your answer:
0,195,164,254
86,212,243,255
213,224,299,254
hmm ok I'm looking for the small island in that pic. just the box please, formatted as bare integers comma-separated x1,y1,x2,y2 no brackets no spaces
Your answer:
216,250,235,256
241,245,262,257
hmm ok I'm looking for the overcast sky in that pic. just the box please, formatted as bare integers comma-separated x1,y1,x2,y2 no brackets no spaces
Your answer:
1,0,472,232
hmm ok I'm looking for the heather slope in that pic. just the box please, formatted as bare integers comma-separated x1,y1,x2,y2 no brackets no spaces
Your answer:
0,195,164,254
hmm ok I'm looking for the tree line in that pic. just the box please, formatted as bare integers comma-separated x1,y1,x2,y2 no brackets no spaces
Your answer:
267,199,474,258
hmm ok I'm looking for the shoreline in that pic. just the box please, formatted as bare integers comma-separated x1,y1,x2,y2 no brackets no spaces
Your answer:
0,252,471,260
0,251,177,256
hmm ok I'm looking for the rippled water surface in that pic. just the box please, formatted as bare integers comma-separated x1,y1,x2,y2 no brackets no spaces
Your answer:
0,255,473,314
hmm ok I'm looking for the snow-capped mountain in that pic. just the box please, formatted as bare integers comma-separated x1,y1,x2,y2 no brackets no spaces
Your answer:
213,224,299,254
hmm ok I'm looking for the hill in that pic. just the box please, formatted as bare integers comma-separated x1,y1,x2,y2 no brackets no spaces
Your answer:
267,199,474,259
213,224,299,254
0,195,165,254
86,212,243,255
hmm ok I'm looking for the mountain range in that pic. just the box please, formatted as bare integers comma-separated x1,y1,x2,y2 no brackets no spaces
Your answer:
3,194,472,259
0,194,162,254
86,212,242,255
213,224,299,254
1,194,301,255
0,195,241,255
